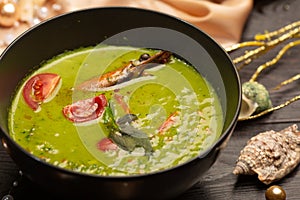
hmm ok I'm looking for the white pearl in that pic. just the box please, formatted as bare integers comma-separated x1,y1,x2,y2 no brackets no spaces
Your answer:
36,6,48,19
0,1,19,27
4,33,15,45
52,3,62,12
31,17,41,25
1,194,14,200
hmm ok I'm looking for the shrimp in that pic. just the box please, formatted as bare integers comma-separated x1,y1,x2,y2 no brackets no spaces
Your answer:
77,50,172,91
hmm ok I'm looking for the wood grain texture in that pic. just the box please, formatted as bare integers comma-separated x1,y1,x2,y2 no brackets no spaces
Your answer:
1,0,300,199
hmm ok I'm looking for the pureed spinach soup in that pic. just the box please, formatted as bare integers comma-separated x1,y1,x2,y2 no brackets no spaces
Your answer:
9,45,223,175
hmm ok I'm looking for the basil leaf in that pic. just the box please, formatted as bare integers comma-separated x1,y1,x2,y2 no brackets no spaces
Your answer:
119,124,148,139
102,106,118,131
117,114,137,124
109,133,136,152
109,132,153,154
117,114,148,139
102,106,153,154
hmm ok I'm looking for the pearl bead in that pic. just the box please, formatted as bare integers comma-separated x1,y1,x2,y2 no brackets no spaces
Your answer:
265,185,286,200
52,3,62,12
0,0,66,52
0,0,19,27
3,33,15,45
1,194,14,200
36,6,49,19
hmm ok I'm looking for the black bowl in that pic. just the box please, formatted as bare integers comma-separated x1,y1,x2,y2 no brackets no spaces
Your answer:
0,7,241,200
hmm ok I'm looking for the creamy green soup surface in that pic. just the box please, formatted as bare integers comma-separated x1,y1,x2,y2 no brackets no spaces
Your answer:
9,45,223,175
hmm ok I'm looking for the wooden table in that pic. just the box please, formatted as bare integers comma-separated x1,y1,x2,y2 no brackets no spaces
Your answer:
1,0,299,199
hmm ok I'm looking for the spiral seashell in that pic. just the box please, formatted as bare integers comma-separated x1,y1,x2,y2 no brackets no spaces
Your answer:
233,124,300,185
239,81,272,120
239,93,258,120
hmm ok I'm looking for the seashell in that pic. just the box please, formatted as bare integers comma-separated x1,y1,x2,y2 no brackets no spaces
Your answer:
239,81,272,120
239,93,258,120
233,124,300,185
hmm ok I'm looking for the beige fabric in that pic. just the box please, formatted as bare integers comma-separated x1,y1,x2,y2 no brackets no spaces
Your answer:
68,0,253,47
0,0,253,53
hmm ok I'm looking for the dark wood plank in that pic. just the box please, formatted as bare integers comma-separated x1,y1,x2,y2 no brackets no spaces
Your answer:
178,0,300,199
1,0,299,199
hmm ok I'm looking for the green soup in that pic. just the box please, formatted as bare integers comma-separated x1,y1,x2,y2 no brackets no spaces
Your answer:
9,45,223,175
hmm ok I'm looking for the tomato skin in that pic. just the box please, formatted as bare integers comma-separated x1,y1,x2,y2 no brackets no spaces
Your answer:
22,73,61,111
158,111,180,135
97,138,118,152
114,93,130,114
62,94,107,123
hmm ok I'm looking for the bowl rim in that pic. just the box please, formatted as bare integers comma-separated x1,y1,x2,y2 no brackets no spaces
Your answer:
1,6,242,180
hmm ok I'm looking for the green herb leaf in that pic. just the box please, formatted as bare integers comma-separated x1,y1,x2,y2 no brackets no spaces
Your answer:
117,114,137,124
117,114,148,139
118,124,149,139
102,107,153,154
109,133,136,152
109,132,153,154
102,106,118,131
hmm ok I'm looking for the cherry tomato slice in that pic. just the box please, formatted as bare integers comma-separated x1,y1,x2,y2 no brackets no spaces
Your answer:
97,138,118,152
22,73,61,111
63,94,107,123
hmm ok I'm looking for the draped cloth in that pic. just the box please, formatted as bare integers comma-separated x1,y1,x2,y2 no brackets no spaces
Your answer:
0,0,253,53
68,0,253,47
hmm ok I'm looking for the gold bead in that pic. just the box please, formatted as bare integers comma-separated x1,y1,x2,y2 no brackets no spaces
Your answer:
0,0,19,27
265,185,286,200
